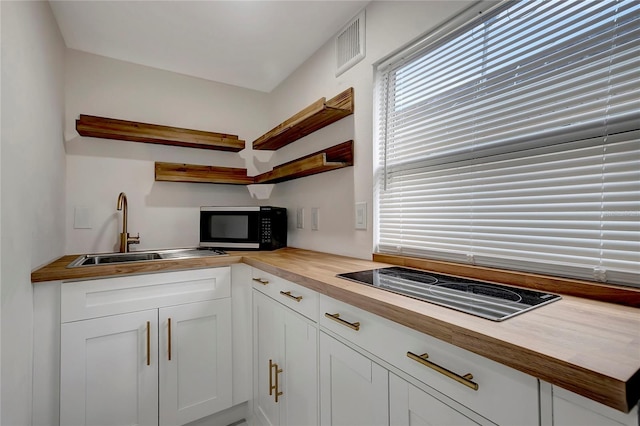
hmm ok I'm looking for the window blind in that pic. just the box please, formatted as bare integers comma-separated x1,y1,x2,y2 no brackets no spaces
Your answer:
375,0,640,286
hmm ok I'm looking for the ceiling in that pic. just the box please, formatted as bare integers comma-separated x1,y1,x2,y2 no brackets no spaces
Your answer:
49,1,369,93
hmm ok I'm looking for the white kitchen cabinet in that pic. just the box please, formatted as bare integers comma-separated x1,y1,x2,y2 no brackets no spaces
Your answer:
253,289,318,426
254,289,281,426
60,268,232,426
60,309,159,426
159,299,232,426
389,373,482,426
319,332,389,426
542,383,639,426
249,266,537,426
319,294,539,426
251,268,319,321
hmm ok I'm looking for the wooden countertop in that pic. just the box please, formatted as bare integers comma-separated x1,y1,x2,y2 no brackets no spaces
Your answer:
32,247,640,413
30,252,245,282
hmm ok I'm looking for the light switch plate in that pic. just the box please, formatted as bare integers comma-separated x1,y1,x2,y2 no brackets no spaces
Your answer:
74,206,92,229
355,202,367,230
296,207,305,229
311,208,319,231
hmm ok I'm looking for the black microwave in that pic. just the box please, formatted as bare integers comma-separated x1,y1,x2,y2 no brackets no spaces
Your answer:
199,206,287,250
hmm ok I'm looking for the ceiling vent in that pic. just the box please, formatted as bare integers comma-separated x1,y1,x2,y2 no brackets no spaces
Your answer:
335,10,365,77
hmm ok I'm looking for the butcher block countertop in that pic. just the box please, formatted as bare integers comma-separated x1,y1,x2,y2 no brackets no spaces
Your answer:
32,247,640,413
30,251,245,282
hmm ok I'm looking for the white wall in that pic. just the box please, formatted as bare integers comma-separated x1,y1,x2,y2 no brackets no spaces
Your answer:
65,50,270,254
1,1,66,424
0,3,3,422
267,1,473,260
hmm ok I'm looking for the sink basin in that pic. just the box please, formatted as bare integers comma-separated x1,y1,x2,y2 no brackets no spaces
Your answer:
67,248,227,268
72,252,162,266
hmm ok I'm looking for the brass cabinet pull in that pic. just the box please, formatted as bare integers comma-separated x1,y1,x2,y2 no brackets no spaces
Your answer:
280,290,302,302
324,312,360,331
253,278,269,285
274,361,283,403
407,351,479,391
269,359,275,396
146,321,151,366
167,318,172,361
268,359,283,402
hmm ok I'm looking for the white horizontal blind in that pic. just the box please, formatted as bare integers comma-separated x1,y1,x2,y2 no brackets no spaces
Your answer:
376,0,640,286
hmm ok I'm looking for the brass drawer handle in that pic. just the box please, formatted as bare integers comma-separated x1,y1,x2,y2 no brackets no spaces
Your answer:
269,359,283,403
167,318,172,361
253,277,269,285
280,290,302,302
274,362,283,403
146,321,151,366
269,359,275,396
407,351,479,391
324,312,360,331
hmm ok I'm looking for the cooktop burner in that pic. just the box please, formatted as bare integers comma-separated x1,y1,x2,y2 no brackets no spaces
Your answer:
336,267,561,321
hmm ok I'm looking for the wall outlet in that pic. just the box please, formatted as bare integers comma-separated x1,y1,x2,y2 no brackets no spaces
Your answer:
311,208,319,231
355,202,367,230
296,207,305,229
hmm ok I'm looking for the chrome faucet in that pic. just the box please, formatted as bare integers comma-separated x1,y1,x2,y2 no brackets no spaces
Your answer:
116,192,140,253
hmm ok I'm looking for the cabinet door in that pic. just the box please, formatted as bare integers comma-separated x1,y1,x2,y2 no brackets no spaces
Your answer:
320,332,389,426
389,373,480,426
159,299,232,426
60,309,159,426
551,386,639,426
253,291,284,426
253,289,319,426
280,304,318,426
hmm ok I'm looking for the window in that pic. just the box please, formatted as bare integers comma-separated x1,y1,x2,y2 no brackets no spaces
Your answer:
375,0,640,287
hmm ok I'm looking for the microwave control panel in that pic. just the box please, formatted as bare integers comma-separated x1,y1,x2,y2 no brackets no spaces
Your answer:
259,207,287,250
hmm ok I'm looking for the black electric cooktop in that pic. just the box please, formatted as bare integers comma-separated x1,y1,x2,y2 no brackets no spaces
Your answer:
337,266,561,321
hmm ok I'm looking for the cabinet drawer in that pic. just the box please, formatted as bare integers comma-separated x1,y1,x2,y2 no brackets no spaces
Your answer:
552,386,639,426
319,295,539,426
62,267,231,322
252,268,318,321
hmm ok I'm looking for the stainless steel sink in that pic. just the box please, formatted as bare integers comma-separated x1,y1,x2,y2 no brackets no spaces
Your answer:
67,248,227,268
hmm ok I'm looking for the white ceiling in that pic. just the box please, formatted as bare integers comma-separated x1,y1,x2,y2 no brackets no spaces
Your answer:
49,1,369,93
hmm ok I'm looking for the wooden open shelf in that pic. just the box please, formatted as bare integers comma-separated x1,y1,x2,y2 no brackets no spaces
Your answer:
76,114,246,152
154,141,353,186
252,88,354,151
155,163,253,185
254,140,353,184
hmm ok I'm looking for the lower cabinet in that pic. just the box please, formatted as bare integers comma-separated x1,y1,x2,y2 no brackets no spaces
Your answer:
158,300,232,426
253,289,318,426
389,373,480,426
249,267,638,426
546,384,639,426
319,332,388,426
60,268,232,426
318,332,487,426
319,294,539,426
60,309,159,426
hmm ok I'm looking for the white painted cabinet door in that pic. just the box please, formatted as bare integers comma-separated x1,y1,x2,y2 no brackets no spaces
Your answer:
60,309,159,426
159,299,233,426
254,291,283,426
253,290,318,426
550,386,639,426
389,373,480,426
280,305,318,426
319,332,389,426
